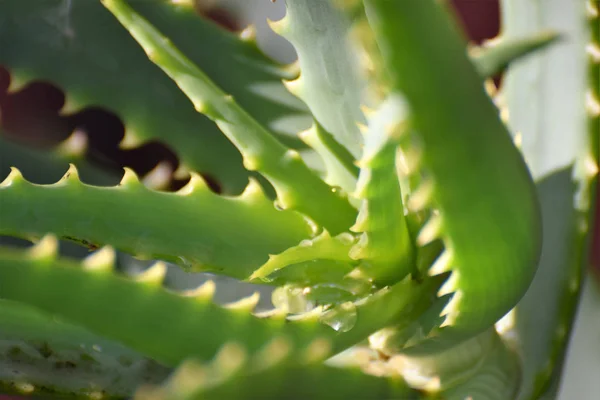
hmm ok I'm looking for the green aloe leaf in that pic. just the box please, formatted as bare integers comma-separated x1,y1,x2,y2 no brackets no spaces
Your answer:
0,299,169,398
393,329,520,398
134,338,416,400
0,131,118,186
297,122,359,199
0,238,447,367
271,0,367,159
364,0,541,340
0,0,310,193
102,0,356,234
0,165,312,279
471,31,560,78
349,94,413,286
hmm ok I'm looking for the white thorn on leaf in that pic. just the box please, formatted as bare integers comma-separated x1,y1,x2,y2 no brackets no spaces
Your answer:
181,280,216,301
176,172,208,195
119,168,141,186
0,167,23,187
29,235,59,260
223,292,260,312
586,91,600,117
83,246,116,272
142,161,173,190
429,249,453,276
134,262,167,285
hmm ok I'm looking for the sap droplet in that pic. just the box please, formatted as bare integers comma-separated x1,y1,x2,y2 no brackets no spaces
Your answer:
320,301,357,333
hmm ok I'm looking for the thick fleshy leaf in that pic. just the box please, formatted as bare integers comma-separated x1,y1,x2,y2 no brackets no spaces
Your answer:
364,0,541,339
349,95,413,286
102,0,356,234
273,0,367,159
0,299,169,397
0,0,311,193
0,239,447,366
134,338,415,400
0,165,312,279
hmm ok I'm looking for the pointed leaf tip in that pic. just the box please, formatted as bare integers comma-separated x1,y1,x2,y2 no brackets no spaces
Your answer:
239,178,268,203
58,163,80,184
119,167,142,187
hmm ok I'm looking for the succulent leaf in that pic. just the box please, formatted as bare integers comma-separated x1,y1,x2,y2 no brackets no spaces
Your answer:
0,239,447,366
298,122,359,198
364,0,542,339
0,165,312,279
470,31,560,78
101,0,356,234
249,230,357,285
0,132,118,186
349,94,414,286
0,299,169,398
388,329,520,398
275,0,368,159
135,338,416,400
0,0,310,193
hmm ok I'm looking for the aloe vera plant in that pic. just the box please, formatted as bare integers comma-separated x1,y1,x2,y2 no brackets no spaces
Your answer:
0,0,597,399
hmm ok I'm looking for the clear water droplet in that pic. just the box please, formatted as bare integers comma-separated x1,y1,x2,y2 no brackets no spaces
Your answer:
320,301,357,333
330,186,342,194
299,239,313,247
272,286,313,314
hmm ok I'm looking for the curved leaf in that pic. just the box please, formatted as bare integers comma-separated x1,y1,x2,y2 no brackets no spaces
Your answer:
0,165,312,279
274,0,367,159
102,0,356,234
0,238,447,366
350,94,413,286
364,0,542,339
135,338,416,400
0,0,310,193
0,299,169,398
